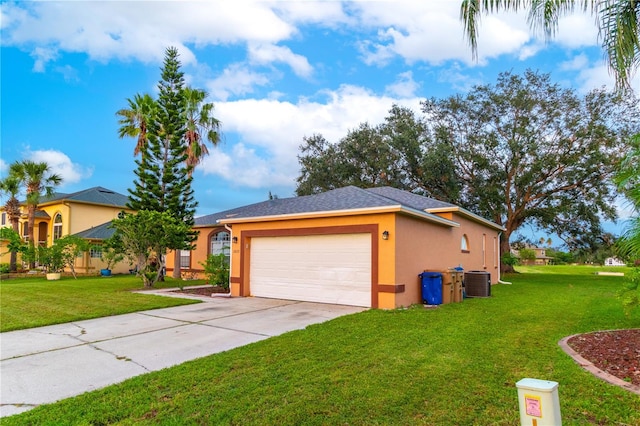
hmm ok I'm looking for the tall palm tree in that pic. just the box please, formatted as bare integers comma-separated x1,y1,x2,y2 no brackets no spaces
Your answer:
460,0,639,90
116,93,157,156
10,161,62,266
183,87,222,175
0,175,23,271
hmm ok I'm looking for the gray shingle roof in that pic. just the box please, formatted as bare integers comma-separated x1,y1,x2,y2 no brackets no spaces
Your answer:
40,187,129,207
195,186,452,226
365,187,456,210
73,221,116,240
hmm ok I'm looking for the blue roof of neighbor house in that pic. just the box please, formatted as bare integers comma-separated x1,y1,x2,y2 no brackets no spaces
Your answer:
38,187,129,207
73,221,115,240
195,186,462,227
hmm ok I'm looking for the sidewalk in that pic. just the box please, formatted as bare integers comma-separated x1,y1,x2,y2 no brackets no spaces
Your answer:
0,296,365,418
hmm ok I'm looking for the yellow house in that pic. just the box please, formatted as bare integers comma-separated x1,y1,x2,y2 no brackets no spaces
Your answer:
0,186,133,274
166,186,505,309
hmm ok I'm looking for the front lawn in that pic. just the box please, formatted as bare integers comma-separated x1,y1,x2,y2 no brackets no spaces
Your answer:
0,275,202,332
4,271,640,425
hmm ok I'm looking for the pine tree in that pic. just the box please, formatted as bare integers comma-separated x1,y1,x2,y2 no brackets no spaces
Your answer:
127,47,198,280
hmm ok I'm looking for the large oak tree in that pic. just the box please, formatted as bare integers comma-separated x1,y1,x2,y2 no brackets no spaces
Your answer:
422,69,639,270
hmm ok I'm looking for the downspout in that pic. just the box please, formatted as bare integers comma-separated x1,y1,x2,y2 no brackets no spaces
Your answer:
497,231,512,285
224,224,233,290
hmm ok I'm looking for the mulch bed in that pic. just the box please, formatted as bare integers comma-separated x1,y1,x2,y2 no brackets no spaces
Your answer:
171,285,229,296
568,329,640,387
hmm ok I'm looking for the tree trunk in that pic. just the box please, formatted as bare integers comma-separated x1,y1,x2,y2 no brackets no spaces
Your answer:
500,236,515,274
172,250,181,279
27,204,36,269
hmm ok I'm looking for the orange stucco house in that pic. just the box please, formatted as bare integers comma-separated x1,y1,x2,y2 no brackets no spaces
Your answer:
167,186,504,309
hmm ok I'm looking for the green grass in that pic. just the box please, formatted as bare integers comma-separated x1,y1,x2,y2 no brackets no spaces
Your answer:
514,264,633,275
0,275,202,332
4,269,640,425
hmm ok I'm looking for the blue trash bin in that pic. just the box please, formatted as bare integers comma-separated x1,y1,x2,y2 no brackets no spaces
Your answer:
419,271,443,305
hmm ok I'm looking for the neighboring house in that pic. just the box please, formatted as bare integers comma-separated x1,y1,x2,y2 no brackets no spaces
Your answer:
166,186,504,309
604,257,626,267
0,186,133,274
512,245,553,265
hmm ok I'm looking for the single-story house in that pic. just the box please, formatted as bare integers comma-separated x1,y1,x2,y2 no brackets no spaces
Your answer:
604,257,626,267
166,186,504,309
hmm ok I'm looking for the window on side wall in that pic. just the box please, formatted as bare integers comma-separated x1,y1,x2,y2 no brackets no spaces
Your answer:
179,250,191,269
1,212,6,226
461,234,470,253
53,213,63,240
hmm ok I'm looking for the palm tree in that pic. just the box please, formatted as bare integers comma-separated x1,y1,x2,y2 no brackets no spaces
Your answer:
183,87,222,175
116,93,157,156
616,134,640,258
460,0,640,90
10,161,62,266
0,175,23,271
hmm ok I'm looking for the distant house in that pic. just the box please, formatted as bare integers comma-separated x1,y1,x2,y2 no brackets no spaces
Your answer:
0,186,133,274
604,257,626,267
512,245,553,265
166,186,505,309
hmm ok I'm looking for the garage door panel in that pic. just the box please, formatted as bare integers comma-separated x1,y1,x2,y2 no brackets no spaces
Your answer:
250,234,371,307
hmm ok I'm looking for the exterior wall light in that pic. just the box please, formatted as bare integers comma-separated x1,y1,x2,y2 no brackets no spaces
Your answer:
232,236,238,244
382,230,389,240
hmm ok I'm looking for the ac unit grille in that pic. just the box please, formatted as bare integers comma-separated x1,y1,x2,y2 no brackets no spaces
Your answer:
464,271,491,297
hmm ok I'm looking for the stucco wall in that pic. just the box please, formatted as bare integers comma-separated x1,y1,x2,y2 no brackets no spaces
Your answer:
168,210,500,309
394,212,500,307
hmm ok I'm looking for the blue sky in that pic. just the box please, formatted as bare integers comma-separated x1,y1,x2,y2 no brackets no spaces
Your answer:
1,1,637,242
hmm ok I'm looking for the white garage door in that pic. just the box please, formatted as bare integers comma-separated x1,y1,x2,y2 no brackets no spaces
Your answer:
250,233,372,307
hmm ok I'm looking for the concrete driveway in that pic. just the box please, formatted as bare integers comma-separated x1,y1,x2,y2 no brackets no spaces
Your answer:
0,295,366,418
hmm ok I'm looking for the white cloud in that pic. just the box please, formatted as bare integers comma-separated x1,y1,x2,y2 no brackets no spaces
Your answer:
0,158,8,175
248,43,313,78
2,1,296,69
437,64,485,92
354,2,531,66
27,150,93,186
198,85,422,188
560,53,590,71
206,63,271,101
385,71,420,97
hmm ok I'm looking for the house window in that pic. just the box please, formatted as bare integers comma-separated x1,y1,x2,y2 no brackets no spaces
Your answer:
179,250,191,269
53,213,63,240
90,247,103,258
210,231,231,262
482,234,487,268
22,222,29,239
1,212,5,226
461,234,469,252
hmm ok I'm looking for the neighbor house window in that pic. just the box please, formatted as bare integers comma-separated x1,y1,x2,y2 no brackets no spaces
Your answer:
461,234,469,252
1,212,5,226
22,222,29,239
179,250,191,269
53,213,63,240
90,247,103,258
210,231,231,263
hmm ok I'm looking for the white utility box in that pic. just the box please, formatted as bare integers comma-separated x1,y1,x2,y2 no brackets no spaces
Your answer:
516,378,562,426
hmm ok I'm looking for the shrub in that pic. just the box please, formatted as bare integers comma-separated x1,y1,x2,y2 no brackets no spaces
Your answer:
0,263,10,274
200,254,230,290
